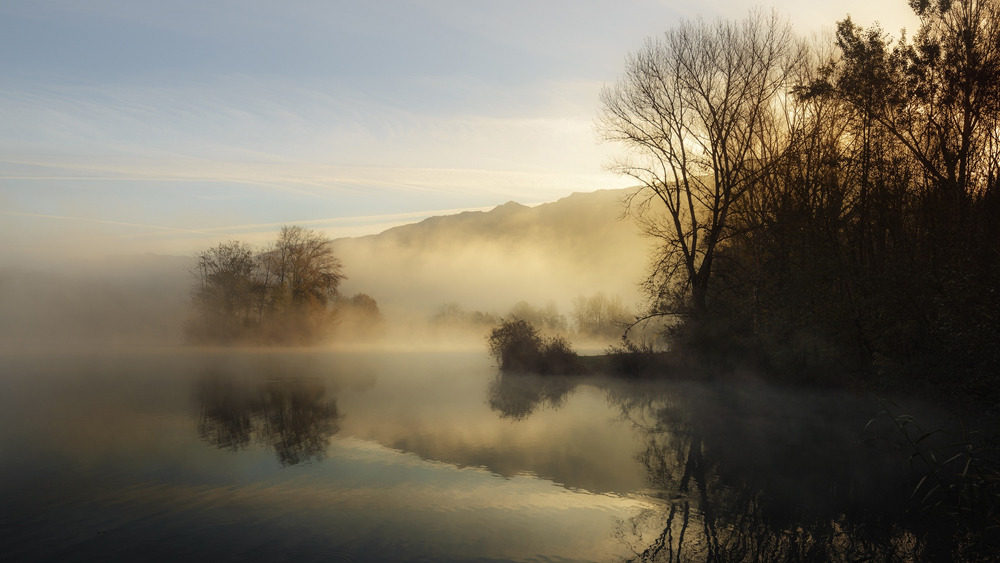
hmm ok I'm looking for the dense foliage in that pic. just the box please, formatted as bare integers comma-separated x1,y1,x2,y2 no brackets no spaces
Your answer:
602,0,1000,396
486,318,581,374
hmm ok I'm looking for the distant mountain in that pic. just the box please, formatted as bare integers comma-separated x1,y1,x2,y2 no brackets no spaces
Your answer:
333,188,650,318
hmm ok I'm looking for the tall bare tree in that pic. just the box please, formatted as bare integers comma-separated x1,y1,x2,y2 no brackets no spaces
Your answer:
599,10,804,316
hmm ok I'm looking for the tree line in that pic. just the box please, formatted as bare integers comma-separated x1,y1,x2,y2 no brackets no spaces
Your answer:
600,0,1000,392
187,225,381,344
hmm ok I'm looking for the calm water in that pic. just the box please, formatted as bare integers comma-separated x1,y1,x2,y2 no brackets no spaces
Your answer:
0,349,995,562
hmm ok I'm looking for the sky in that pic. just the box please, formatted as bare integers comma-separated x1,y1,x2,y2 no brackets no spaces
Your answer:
0,0,919,262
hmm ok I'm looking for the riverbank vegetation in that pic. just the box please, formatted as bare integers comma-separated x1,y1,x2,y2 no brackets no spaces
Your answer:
433,292,647,347
486,318,582,374
186,226,382,345
598,0,1000,402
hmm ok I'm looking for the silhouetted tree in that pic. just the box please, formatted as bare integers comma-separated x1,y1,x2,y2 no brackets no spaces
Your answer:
487,318,581,374
487,319,545,371
838,1,1000,226
603,1,1000,391
599,10,804,316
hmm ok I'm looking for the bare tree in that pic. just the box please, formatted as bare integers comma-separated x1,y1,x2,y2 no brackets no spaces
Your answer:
571,292,632,338
191,240,260,341
266,225,345,312
188,226,345,344
599,10,804,316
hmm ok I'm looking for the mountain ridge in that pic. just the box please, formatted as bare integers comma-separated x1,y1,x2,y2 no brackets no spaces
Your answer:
333,187,650,316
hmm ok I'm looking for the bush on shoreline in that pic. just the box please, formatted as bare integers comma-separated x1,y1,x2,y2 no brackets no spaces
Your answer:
486,319,582,375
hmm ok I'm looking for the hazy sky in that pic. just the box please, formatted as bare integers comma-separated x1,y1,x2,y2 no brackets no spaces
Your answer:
0,1,918,261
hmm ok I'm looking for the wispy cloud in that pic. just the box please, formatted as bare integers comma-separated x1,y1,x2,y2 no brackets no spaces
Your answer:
0,210,214,235
0,0,918,266
0,72,625,201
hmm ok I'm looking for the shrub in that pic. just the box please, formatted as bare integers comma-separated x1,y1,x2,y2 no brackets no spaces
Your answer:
487,319,582,374
606,338,671,377
487,319,544,371
539,335,581,375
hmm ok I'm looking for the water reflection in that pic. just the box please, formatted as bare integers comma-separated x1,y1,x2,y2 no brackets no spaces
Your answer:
487,372,998,560
611,381,999,561
197,372,341,466
0,351,644,562
487,371,579,420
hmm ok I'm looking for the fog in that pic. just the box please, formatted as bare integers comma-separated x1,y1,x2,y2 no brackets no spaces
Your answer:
0,254,193,351
0,189,652,352
333,191,651,349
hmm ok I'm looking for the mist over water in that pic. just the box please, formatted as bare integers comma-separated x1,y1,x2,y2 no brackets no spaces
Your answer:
0,350,647,562
3,191,994,560
0,254,193,351
331,190,649,339
0,189,649,352
1,347,988,561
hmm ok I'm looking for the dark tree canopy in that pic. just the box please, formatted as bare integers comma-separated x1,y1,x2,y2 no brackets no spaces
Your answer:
602,0,1000,393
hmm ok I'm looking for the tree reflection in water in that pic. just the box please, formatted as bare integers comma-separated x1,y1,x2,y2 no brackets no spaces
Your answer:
487,371,578,420
487,373,998,561
611,381,1000,562
197,372,341,466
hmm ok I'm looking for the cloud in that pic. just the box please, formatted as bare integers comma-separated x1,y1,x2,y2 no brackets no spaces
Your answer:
0,69,630,264
0,210,212,235
0,0,921,267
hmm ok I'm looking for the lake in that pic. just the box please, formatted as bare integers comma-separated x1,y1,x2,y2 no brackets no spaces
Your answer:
0,349,995,561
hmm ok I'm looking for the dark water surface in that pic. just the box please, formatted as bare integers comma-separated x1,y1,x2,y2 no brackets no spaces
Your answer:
0,349,995,561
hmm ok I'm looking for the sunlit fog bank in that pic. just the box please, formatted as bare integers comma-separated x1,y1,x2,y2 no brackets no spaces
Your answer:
332,189,650,350
0,189,650,352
